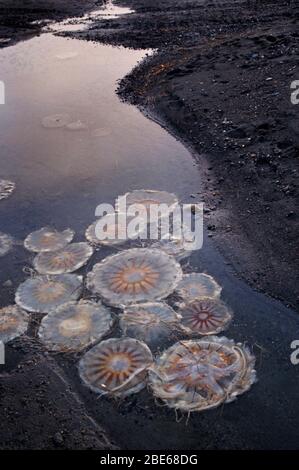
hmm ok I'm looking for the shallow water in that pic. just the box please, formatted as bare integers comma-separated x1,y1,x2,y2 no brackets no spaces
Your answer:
0,20,299,450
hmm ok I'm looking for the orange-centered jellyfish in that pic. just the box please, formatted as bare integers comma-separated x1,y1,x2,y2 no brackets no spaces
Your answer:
24,227,74,253
33,243,93,274
176,273,222,301
79,337,153,397
15,274,82,314
86,248,182,307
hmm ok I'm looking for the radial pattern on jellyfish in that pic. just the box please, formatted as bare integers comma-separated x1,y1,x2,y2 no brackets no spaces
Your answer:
149,337,256,412
176,273,222,301
0,179,15,201
15,274,82,314
38,300,114,352
33,243,93,275
0,305,29,343
0,232,13,257
120,302,181,345
79,337,153,397
178,297,232,335
86,248,183,307
24,227,74,253
85,213,144,247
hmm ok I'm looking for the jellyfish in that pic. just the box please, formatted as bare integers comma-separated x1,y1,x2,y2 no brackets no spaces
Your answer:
176,273,222,301
0,305,29,343
91,127,112,138
120,302,181,346
38,300,114,352
0,179,15,201
24,227,74,253
151,232,193,261
42,113,70,128
149,337,256,412
116,189,178,223
178,297,232,335
86,248,182,307
66,120,88,131
0,232,13,257
15,274,82,314
85,213,145,247
79,337,153,397
33,243,93,275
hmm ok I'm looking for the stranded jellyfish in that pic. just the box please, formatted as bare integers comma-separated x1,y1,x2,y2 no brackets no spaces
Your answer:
15,274,82,314
0,179,15,201
33,243,93,275
85,213,144,247
178,297,232,335
119,302,181,346
0,305,29,343
24,227,74,253
66,120,88,131
86,248,182,307
42,113,71,128
151,230,194,261
149,337,256,412
176,273,222,301
79,337,153,397
0,232,13,257
38,300,114,352
116,189,178,217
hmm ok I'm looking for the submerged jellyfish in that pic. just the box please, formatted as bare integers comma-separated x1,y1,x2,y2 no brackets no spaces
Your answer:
79,337,153,397
38,300,114,352
178,297,232,335
149,337,256,412
116,189,178,216
86,248,182,307
91,127,112,138
176,273,222,301
24,227,74,253
0,232,13,257
66,120,88,131
0,305,29,343
33,243,93,275
15,274,82,314
119,302,181,346
0,179,15,201
85,213,145,247
42,113,71,128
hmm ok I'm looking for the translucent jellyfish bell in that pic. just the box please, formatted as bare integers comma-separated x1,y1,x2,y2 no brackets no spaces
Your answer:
86,248,183,307
38,300,114,352
176,273,222,301
0,179,15,201
178,297,232,335
42,113,70,128
0,305,29,343
85,213,144,247
151,232,193,261
0,232,13,257
24,227,74,253
116,189,178,215
15,274,82,314
33,243,93,274
149,337,256,413
79,337,153,397
120,302,181,345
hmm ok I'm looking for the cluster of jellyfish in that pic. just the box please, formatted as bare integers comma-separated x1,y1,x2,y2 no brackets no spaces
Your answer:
0,188,256,416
